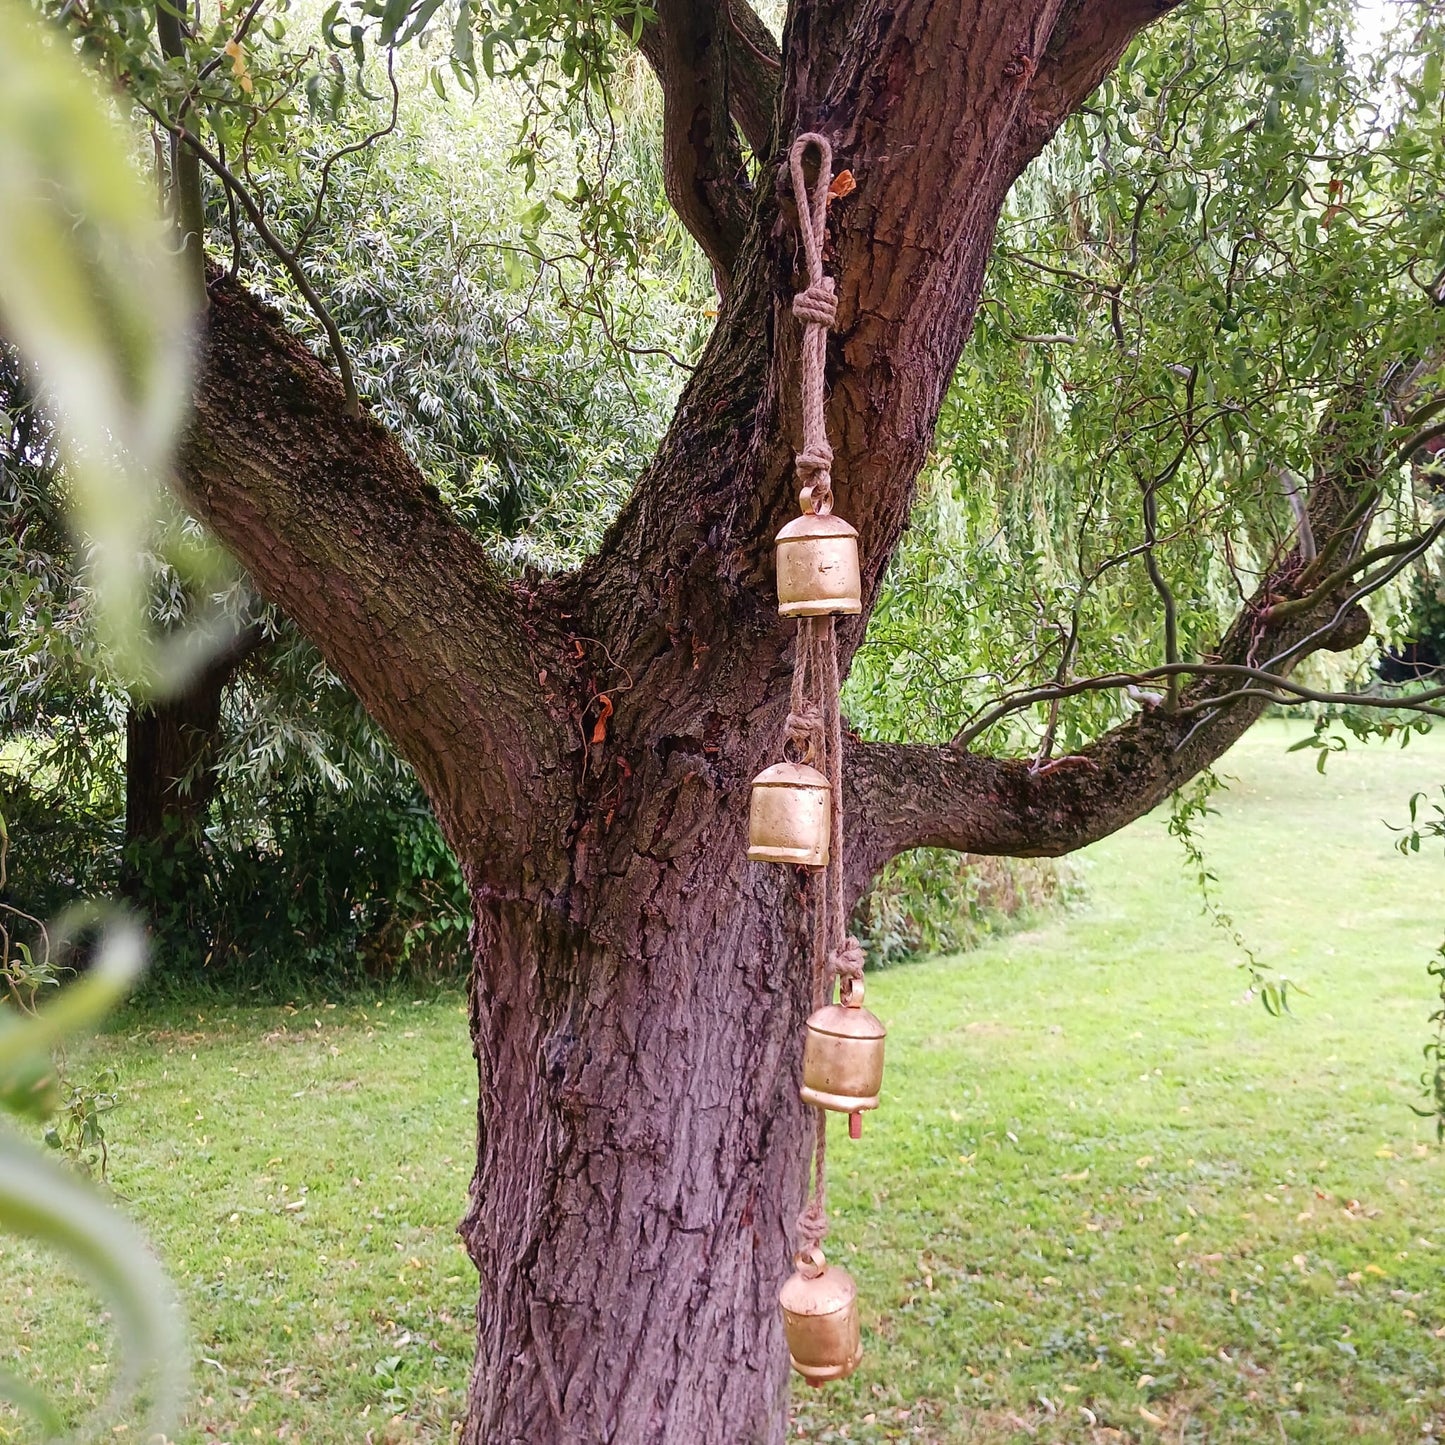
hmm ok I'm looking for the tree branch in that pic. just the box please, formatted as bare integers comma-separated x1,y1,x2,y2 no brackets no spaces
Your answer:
844,369,1410,893
845,598,1376,893
1024,0,1189,143
629,0,779,158
146,105,362,416
629,0,754,288
722,0,781,155
173,278,570,879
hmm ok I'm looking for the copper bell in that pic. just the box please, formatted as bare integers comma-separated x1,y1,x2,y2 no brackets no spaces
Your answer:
747,761,830,868
801,979,885,1136
779,1246,863,1386
775,510,862,618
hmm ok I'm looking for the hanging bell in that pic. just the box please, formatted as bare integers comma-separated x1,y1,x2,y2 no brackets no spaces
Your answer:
775,511,862,618
779,1247,863,1386
747,761,830,868
801,980,886,1134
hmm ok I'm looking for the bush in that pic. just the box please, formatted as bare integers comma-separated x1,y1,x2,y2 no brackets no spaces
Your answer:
122,786,470,996
857,848,1076,968
0,771,471,998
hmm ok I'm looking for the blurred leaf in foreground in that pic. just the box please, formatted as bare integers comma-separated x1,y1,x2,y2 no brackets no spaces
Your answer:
0,0,202,692
0,911,188,1440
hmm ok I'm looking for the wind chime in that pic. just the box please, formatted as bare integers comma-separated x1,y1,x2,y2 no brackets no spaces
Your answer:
746,133,887,1388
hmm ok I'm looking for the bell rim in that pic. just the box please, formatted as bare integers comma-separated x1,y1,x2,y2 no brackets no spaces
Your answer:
747,843,830,867
778,597,864,618
789,1341,864,1383
800,1085,881,1113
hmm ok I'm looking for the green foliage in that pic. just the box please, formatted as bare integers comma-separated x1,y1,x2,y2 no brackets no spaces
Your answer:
0,0,215,694
857,848,1075,969
126,785,472,996
847,1,1445,754
233,64,705,570
1,19,705,997
1420,942,1445,1142
0,900,186,1439
1166,770,1295,1015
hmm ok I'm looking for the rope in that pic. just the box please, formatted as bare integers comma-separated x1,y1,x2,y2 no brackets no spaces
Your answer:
788,134,838,515
784,134,868,1263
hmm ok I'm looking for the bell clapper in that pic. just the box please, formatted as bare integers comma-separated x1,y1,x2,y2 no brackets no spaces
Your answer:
849,1111,862,1139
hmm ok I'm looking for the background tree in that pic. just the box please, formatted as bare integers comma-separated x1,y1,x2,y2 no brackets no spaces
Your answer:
15,0,1445,1440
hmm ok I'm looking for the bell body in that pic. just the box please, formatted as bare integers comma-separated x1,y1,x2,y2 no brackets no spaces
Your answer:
775,512,862,618
779,1254,863,1385
801,1000,886,1114
747,761,830,868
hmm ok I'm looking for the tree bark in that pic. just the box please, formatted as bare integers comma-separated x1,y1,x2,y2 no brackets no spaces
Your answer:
459,882,815,1442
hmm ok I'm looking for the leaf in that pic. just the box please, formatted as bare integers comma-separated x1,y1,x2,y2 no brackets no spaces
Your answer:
0,908,145,1091
0,1367,63,1438
0,1128,186,1437
454,0,476,78
399,0,446,45
224,38,254,95
0,1,199,691
590,693,614,745
379,0,413,45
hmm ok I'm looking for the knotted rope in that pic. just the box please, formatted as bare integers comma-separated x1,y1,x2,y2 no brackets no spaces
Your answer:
785,133,867,1263
789,133,838,515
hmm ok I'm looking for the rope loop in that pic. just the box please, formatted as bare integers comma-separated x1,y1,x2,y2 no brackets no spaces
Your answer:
788,133,833,288
789,133,837,527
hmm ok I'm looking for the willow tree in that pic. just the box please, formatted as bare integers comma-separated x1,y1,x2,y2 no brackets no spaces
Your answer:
49,0,1445,1436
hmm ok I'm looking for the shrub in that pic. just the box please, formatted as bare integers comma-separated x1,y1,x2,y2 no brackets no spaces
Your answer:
857,848,1076,968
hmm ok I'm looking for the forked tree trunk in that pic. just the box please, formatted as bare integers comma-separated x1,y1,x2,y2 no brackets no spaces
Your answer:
168,2,1390,1438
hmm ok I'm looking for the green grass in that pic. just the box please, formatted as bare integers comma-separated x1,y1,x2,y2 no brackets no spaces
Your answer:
3,721,1444,1443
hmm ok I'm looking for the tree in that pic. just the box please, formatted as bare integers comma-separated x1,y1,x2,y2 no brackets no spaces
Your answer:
30,0,1445,1439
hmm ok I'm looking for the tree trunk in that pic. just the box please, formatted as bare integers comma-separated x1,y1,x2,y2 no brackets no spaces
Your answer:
123,627,261,852
124,689,222,851
459,871,814,1444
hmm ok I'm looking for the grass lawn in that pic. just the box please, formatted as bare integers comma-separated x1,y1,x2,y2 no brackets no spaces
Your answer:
2,720,1443,1443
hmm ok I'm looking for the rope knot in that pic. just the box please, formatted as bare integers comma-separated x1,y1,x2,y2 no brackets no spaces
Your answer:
796,1197,828,1253
829,935,865,985
794,442,834,487
785,703,825,761
829,936,866,1004
791,278,837,330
